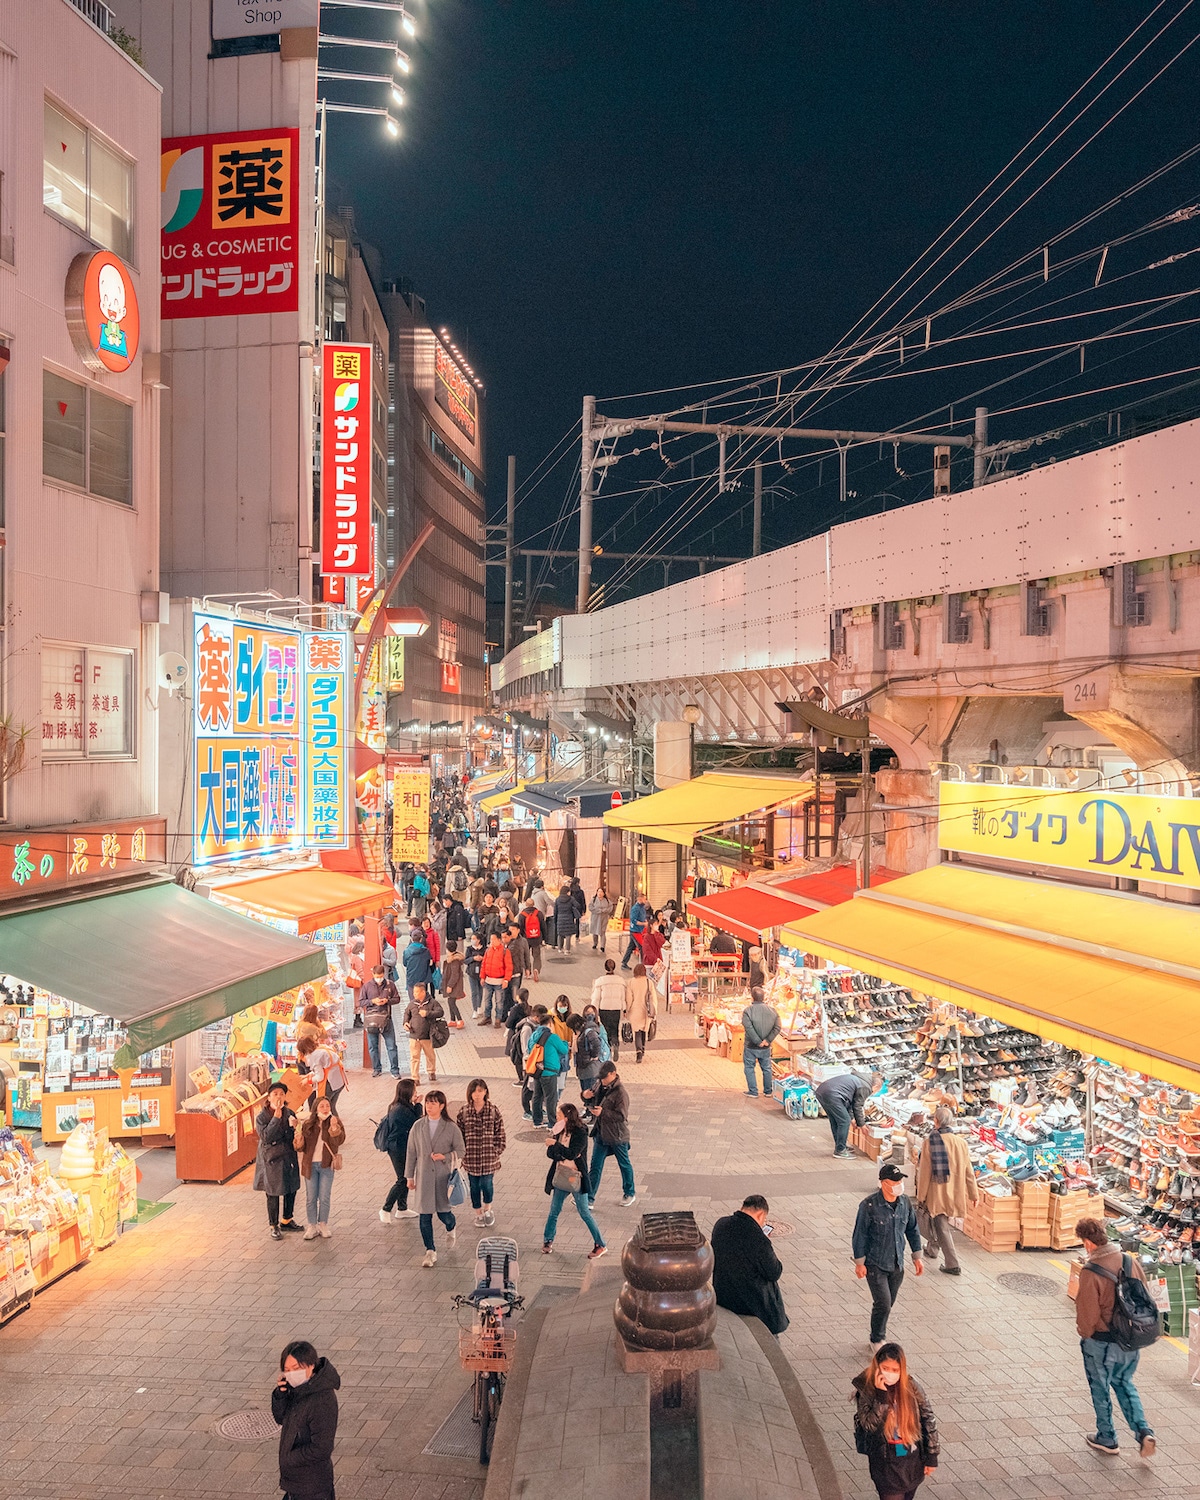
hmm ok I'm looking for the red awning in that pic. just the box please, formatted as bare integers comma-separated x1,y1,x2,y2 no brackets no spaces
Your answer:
689,885,817,945
690,864,905,946
776,864,902,906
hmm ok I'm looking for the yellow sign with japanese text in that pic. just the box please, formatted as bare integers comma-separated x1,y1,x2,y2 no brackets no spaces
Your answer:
938,782,1200,891
391,769,431,863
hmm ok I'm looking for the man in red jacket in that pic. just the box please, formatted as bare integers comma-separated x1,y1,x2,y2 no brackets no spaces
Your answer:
478,933,513,1027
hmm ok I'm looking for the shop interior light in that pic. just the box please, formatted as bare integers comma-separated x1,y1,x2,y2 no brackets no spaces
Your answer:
383,606,430,636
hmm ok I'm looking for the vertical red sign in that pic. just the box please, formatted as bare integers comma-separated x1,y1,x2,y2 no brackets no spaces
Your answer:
320,343,373,577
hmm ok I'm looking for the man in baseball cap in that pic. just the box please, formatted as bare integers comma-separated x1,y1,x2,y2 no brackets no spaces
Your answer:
852,1162,925,1350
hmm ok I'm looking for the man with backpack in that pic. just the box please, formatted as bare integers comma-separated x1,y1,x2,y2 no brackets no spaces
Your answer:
519,899,544,982
575,1004,609,1098
523,1004,570,1128
1074,1217,1157,1458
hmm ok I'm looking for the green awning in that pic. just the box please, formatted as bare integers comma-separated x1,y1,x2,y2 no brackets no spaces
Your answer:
0,878,327,1067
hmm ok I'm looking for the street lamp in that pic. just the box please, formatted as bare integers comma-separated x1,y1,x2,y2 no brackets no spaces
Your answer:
382,606,430,637
320,34,412,72
319,99,401,137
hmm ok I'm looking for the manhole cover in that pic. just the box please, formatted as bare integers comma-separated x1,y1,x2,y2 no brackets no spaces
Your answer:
767,1218,795,1238
996,1272,1058,1296
519,1128,552,1142
217,1410,277,1441
423,1383,480,1458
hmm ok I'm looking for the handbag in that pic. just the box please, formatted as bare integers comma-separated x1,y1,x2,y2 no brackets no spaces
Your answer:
620,1021,634,1045
431,964,443,991
552,1159,583,1193
430,1016,450,1049
446,1151,467,1207
647,1016,657,1043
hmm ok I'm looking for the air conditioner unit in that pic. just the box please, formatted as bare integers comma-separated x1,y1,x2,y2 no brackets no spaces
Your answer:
876,600,905,652
945,592,971,645
1022,581,1051,638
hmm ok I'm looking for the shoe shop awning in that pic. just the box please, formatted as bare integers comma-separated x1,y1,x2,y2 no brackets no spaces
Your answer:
0,877,327,1068
209,868,394,934
781,863,1200,1092
603,772,812,848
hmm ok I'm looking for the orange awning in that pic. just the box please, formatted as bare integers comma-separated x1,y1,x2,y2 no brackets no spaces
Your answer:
211,869,393,934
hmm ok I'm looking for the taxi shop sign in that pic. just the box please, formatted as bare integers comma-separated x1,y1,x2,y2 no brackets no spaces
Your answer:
939,781,1200,891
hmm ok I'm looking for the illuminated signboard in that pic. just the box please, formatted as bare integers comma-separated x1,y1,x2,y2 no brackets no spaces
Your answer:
434,341,477,443
160,128,300,319
194,612,301,866
0,819,167,903
440,661,461,695
391,769,431,863
302,632,352,849
939,781,1200,891
65,251,140,374
320,343,373,576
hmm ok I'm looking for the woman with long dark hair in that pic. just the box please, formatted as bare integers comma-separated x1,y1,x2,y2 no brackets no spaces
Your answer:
542,1101,606,1259
379,1077,422,1223
851,1342,939,1500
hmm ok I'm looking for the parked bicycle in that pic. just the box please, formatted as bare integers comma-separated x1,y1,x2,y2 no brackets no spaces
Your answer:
452,1235,524,1463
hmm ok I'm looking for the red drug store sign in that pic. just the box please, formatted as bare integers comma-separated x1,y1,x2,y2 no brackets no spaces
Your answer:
321,343,373,577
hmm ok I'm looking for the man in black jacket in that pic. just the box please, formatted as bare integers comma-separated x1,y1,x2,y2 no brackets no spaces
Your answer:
583,1062,636,1206
711,1195,789,1335
272,1339,340,1500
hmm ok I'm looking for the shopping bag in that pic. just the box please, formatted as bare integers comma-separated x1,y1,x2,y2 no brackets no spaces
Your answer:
446,1159,467,1206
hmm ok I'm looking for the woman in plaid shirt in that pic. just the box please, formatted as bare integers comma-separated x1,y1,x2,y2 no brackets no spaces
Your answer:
456,1079,508,1227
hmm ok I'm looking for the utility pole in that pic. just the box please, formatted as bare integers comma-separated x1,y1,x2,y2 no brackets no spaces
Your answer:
752,462,762,556
503,454,516,653
578,394,596,613
973,406,989,488
861,738,872,892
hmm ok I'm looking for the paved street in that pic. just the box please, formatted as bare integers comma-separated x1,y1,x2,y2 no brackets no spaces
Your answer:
2,947,1198,1500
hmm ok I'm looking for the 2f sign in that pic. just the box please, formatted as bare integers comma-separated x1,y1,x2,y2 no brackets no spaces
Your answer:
210,0,319,38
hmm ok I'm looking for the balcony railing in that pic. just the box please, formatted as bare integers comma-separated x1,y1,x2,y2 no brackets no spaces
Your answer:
67,0,115,33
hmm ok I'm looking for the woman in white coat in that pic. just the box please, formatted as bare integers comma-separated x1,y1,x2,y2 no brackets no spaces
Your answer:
405,1090,466,1267
624,962,657,1063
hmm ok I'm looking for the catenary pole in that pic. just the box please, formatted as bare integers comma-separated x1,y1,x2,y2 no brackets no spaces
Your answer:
973,406,989,488
578,394,596,613
752,462,762,556
503,454,516,653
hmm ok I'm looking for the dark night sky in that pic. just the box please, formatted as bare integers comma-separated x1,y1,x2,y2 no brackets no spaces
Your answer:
325,1,1200,604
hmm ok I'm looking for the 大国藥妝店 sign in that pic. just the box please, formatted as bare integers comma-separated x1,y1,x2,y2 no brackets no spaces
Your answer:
192,611,352,867
434,341,477,443
939,781,1200,891
321,343,373,577
0,820,167,904
391,769,431,863
301,631,351,850
160,128,300,319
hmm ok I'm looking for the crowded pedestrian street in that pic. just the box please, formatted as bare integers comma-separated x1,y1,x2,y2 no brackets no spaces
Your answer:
1,943,1195,1500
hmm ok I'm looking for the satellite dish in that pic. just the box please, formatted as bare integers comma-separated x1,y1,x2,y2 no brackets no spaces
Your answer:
157,652,188,694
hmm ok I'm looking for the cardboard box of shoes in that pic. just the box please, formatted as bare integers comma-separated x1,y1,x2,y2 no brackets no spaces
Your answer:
963,1192,1021,1251
1017,1180,1052,1248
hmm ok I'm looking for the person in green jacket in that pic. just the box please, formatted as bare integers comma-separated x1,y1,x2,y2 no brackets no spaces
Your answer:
524,1004,570,1127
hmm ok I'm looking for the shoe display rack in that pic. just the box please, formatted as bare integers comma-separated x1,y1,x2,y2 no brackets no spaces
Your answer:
1091,1061,1200,1263
782,962,931,1085
913,1013,1078,1111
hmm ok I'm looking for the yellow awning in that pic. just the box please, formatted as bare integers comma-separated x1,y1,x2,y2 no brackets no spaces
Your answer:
468,770,508,802
782,864,1200,1092
603,772,812,848
479,779,528,814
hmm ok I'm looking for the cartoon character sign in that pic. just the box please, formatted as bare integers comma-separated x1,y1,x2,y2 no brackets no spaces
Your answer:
65,251,140,374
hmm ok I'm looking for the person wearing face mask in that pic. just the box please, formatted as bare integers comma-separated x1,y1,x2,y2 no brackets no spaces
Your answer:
296,1097,346,1241
272,1339,341,1500
851,1342,938,1500
548,994,578,1048
710,1194,789,1335
853,1164,925,1349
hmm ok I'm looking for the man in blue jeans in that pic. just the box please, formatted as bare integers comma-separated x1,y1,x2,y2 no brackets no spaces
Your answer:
1074,1217,1156,1458
741,986,780,1098
584,1062,636,1206
621,897,649,970
360,965,400,1078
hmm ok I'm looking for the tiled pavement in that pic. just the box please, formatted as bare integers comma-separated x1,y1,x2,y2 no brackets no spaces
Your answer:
2,946,1198,1499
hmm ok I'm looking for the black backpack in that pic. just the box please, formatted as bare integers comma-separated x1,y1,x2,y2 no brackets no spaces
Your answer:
1083,1253,1160,1350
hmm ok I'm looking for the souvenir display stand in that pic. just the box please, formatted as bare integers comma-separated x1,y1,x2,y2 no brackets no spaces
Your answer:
175,1058,273,1183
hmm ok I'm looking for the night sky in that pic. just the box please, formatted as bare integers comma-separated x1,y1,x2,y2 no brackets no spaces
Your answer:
325,1,1199,608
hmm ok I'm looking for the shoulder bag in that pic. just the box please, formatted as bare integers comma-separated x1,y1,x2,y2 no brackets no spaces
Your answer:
430,1016,450,1049
552,1158,583,1193
446,1149,467,1207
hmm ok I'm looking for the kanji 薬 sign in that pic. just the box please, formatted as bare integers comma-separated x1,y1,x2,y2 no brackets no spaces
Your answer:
193,612,302,866
391,769,431,864
160,128,300,319
320,343,373,576
302,631,351,849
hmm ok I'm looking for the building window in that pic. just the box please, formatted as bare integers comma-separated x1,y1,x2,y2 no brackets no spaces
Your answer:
427,424,479,493
43,370,133,505
41,644,134,759
43,101,133,260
